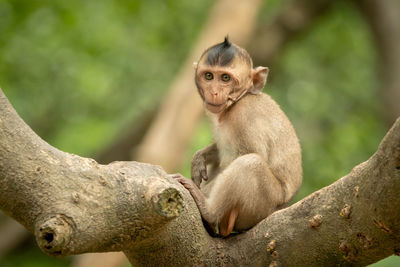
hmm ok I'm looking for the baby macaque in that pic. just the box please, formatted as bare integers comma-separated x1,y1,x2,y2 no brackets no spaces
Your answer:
175,37,302,237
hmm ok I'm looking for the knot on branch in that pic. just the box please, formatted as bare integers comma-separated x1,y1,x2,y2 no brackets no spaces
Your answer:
309,214,323,228
267,239,277,252
151,187,184,218
339,241,357,262
35,214,74,256
340,204,352,219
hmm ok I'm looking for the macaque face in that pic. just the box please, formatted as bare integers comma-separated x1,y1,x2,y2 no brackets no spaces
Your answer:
195,57,252,114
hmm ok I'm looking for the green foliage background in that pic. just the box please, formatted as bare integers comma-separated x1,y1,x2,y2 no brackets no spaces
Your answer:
0,0,396,266
0,0,211,157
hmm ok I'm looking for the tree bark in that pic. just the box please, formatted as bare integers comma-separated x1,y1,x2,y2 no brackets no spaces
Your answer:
1,88,400,265
0,88,191,257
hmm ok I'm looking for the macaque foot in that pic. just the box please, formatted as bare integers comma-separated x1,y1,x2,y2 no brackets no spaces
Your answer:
169,173,195,190
170,174,211,216
170,173,199,193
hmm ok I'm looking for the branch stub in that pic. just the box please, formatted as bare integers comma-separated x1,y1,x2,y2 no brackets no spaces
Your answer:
35,215,74,256
151,187,184,218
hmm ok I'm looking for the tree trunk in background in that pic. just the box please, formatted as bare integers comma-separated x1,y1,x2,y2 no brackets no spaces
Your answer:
0,213,28,260
71,252,127,267
94,108,156,164
249,0,334,66
354,0,400,126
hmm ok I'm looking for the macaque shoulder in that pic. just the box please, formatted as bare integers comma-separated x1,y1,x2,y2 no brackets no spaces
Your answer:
223,92,298,154
226,93,287,127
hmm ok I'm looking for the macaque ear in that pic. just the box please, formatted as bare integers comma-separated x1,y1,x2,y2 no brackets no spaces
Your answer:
193,62,198,70
250,66,269,94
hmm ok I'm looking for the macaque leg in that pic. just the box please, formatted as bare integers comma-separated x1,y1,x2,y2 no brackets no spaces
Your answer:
203,153,284,236
177,153,284,236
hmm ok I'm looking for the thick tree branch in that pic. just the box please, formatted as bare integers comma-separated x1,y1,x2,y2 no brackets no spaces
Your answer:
125,120,400,266
1,88,399,265
0,89,194,257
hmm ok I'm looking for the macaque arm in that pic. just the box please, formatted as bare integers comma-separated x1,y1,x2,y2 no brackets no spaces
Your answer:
191,143,219,187
203,143,219,164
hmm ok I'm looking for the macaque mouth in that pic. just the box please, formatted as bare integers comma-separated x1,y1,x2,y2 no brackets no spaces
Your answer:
206,102,225,107
205,101,227,113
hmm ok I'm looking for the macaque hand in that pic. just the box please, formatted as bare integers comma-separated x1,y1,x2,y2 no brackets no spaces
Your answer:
191,151,208,188
170,173,199,199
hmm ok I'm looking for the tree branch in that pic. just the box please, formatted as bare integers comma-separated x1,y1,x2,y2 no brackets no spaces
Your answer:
125,119,400,266
1,88,399,265
0,88,193,257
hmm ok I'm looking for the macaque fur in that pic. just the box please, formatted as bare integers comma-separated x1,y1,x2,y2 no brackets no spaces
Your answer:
175,37,302,237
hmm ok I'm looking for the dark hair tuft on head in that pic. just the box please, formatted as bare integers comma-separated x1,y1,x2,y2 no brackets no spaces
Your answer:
223,36,231,47
205,36,236,66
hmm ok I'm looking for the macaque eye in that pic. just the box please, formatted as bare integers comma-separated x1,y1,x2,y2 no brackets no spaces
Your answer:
221,73,231,82
204,72,214,80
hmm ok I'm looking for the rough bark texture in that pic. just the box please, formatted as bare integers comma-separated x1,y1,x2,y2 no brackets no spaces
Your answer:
0,89,192,257
1,88,400,265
